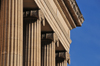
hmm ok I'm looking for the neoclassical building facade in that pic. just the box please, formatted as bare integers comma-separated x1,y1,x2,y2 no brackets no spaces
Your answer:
0,0,84,66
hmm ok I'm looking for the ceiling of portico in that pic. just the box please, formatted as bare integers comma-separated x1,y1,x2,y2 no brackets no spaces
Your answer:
41,20,53,32
56,41,65,51
23,0,38,9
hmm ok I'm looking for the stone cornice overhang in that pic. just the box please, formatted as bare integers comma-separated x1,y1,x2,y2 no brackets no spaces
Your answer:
54,0,76,29
35,0,72,52
63,0,84,26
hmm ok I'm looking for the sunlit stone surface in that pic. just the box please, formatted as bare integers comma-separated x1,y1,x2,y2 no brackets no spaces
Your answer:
0,0,84,66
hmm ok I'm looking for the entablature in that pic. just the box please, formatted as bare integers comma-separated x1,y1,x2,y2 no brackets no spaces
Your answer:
34,0,84,52
63,0,84,26
54,0,84,28
54,0,76,29
35,0,71,52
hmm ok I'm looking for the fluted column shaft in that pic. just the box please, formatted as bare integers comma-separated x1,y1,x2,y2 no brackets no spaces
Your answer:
23,19,41,66
41,40,55,66
0,0,23,66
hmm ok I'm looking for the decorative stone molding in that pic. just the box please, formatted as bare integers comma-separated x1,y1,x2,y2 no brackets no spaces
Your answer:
66,52,70,64
64,0,84,26
35,0,72,52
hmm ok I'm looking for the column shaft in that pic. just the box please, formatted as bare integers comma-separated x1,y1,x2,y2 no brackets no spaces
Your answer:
31,22,34,66
33,21,36,66
28,23,31,66
48,44,50,66
60,62,61,66
23,19,41,66
0,0,23,66
47,44,49,66
50,43,52,66
62,61,64,66
41,36,56,66
44,45,46,66
64,60,67,66
39,19,41,66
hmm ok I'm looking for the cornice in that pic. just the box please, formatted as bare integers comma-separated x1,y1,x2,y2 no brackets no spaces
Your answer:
63,0,84,26
35,0,72,52
54,0,77,29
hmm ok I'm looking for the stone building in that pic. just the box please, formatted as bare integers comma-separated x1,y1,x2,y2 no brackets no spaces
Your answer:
0,0,84,66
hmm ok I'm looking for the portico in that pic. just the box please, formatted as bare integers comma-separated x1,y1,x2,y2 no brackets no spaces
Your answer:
0,0,84,66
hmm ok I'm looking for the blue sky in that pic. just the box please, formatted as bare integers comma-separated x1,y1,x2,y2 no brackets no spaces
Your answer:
68,0,100,66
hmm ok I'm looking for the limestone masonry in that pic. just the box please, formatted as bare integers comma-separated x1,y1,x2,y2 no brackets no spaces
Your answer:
0,0,84,66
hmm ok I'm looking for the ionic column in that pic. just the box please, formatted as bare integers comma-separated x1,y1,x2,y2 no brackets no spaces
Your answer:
0,0,23,66
24,21,29,66
48,44,50,66
49,43,52,66
41,44,46,66
41,45,44,66
64,60,67,66
56,57,68,66
36,20,41,66
44,45,47,66
34,22,37,66
47,44,49,66
60,62,62,66
38,19,41,66
41,41,55,66
52,41,55,66
62,61,64,66
23,19,41,66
